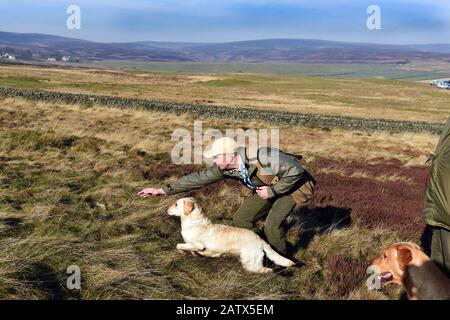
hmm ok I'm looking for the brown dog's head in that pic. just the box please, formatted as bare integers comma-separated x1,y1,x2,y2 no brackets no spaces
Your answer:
370,242,422,285
167,197,200,217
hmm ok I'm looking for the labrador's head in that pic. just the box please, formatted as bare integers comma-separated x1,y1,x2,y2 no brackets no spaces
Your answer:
370,242,422,285
167,197,200,217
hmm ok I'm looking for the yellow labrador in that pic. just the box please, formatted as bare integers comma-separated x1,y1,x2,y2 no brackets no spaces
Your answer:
371,242,450,300
167,197,295,273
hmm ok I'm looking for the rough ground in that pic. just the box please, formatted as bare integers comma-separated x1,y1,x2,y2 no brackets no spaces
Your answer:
0,94,439,299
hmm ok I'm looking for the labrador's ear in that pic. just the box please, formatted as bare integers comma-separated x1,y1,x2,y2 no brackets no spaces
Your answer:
396,246,413,271
183,199,194,215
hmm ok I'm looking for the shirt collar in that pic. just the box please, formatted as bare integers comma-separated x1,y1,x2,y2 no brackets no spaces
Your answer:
225,154,246,174
238,154,247,172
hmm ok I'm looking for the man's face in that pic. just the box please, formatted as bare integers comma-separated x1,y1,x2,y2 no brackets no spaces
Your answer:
213,153,236,170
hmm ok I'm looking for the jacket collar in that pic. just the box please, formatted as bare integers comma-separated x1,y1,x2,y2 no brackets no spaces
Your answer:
237,147,257,176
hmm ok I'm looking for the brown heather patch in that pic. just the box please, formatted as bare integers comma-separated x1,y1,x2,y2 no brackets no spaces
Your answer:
327,254,369,299
327,254,368,299
307,157,428,239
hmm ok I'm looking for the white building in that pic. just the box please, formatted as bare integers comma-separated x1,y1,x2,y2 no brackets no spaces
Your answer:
47,57,57,62
62,56,71,62
1,52,16,60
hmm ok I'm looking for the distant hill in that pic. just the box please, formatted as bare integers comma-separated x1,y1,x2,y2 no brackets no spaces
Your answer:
168,39,450,64
0,31,193,62
1,31,450,64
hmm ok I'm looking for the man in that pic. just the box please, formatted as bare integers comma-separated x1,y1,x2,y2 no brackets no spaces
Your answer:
423,116,450,277
139,137,316,257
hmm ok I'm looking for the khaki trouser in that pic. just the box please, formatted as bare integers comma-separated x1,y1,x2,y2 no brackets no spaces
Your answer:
431,226,450,277
233,185,314,255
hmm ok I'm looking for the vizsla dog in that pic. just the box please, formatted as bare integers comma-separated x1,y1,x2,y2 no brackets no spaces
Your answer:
371,242,450,300
167,197,296,273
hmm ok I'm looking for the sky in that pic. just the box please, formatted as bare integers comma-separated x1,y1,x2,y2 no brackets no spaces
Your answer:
1,0,449,44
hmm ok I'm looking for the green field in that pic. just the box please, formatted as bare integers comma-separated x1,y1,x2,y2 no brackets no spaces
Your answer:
89,61,450,80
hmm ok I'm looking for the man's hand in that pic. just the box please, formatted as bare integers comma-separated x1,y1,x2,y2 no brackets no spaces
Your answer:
256,186,270,200
138,188,166,198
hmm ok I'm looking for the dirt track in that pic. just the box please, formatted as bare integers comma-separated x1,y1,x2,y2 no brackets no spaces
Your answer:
0,87,445,134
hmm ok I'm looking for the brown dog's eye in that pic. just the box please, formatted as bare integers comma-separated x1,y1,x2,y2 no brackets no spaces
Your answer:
383,253,387,259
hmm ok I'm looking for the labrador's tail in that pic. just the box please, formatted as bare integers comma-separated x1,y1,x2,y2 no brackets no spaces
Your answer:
262,241,294,267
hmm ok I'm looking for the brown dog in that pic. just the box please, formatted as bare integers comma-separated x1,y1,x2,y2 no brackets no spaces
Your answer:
371,242,450,300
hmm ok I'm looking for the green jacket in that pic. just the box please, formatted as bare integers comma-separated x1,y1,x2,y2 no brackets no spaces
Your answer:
161,147,307,199
424,117,450,231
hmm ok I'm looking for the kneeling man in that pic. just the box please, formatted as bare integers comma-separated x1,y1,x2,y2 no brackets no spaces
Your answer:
139,137,316,257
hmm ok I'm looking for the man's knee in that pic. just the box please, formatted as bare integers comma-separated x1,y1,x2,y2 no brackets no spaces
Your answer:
263,218,286,252
264,217,283,237
233,196,270,230
263,198,295,254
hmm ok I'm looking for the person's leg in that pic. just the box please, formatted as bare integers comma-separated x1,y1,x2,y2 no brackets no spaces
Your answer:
264,195,296,255
233,194,272,230
420,224,433,257
431,227,450,277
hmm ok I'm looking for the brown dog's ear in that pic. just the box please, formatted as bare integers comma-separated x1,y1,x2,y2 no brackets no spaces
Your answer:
183,199,194,215
397,246,413,271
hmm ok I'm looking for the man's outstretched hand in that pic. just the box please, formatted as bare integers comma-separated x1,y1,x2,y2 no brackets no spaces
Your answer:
138,188,166,198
